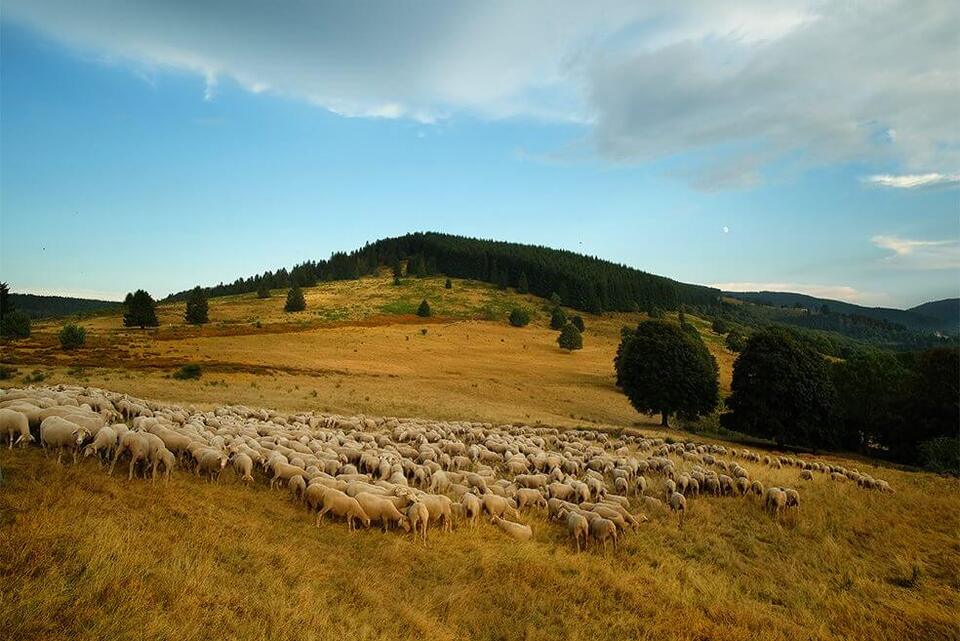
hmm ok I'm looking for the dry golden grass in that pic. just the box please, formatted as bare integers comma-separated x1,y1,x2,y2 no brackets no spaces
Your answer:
4,274,723,428
2,444,957,641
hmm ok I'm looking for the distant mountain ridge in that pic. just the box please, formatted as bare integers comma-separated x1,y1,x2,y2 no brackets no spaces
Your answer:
725,291,958,333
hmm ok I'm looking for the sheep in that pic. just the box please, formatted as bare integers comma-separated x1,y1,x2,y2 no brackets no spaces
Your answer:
751,480,765,497
481,493,519,522
316,489,371,531
589,517,618,551
407,502,429,543
231,452,255,483
563,509,589,552
288,474,307,499
158,448,177,481
0,408,33,449
784,488,800,510
40,416,90,465
800,469,814,481
668,491,687,526
492,516,533,542
460,493,482,528
196,450,229,482
83,424,118,466
354,492,411,532
516,488,547,512
418,494,454,532
764,487,787,519
735,476,750,496
109,431,150,480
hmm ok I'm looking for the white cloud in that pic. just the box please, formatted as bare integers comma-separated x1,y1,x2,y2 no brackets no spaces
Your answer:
863,173,960,189
713,281,888,305
3,0,957,186
871,235,960,269
722,226,729,234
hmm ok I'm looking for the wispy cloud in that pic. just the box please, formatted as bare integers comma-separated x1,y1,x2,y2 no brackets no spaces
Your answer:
871,235,960,269
863,173,960,189
712,281,888,306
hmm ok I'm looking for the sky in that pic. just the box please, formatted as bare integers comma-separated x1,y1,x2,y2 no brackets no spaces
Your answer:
1,1,958,308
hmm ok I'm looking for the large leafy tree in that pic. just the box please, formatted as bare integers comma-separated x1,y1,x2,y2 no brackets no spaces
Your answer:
123,290,159,329
722,327,837,447
616,320,719,427
557,323,583,351
831,350,908,451
184,287,209,325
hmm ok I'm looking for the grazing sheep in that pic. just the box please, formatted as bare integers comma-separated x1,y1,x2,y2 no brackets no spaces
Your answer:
354,492,411,532
668,491,687,526
419,494,454,532
407,502,429,543
492,516,533,542
40,416,89,465
784,488,800,510
800,469,814,481
460,493,482,528
564,509,590,552
288,474,307,500
316,489,371,531
516,488,547,512
158,448,177,481
0,408,33,449
751,480,765,497
231,453,255,483
764,487,787,519
735,476,750,496
589,517,618,551
109,431,150,480
196,450,229,482
83,424,118,466
481,493,519,522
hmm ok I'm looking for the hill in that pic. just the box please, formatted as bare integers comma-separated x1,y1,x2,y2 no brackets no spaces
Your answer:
723,291,952,332
165,232,720,313
7,293,122,319
908,298,959,329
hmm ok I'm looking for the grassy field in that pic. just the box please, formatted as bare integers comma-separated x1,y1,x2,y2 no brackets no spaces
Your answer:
1,274,729,427
2,274,958,641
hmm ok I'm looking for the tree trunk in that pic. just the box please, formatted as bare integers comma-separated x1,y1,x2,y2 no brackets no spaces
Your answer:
661,411,669,427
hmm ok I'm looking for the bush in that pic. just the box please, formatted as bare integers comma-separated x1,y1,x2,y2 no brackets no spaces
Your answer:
1,310,31,339
711,318,729,334
725,331,746,352
549,307,567,330
571,315,585,332
918,437,959,475
416,300,431,317
444,278,452,289
256,282,271,298
557,323,583,351
173,364,202,380
58,324,86,350
509,308,530,327
0,365,18,380
284,286,306,312
184,286,209,325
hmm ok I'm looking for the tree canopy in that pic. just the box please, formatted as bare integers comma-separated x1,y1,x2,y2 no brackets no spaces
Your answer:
722,327,837,447
123,290,159,329
184,287,209,325
284,286,306,312
557,323,583,351
615,320,718,426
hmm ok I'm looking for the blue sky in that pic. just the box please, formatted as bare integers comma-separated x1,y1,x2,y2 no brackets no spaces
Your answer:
1,2,957,308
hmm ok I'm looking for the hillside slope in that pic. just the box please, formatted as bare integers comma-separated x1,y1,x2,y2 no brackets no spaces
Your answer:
908,298,959,328
7,293,122,319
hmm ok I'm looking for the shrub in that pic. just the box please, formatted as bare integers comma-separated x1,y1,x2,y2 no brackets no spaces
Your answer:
615,320,718,427
284,286,306,312
173,364,202,380
444,278,452,289
184,286,209,325
549,307,567,330
711,318,729,334
1,310,31,339
509,308,530,327
123,290,159,328
517,272,529,294
416,300,431,317
725,331,746,352
557,323,583,351
0,365,18,380
571,315,585,332
58,324,86,350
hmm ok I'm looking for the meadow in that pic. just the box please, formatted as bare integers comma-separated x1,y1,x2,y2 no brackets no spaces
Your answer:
1,274,957,641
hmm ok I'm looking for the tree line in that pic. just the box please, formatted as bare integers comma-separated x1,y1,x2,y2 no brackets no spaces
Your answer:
615,319,958,472
163,232,720,314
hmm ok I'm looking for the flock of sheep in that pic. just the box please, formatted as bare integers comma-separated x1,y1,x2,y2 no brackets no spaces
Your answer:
0,384,894,550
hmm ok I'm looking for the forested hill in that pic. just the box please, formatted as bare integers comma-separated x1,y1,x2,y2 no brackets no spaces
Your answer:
725,291,956,333
9,294,122,319
165,232,720,313
908,299,960,328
